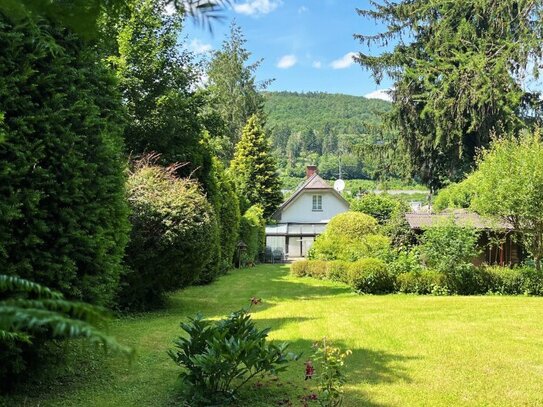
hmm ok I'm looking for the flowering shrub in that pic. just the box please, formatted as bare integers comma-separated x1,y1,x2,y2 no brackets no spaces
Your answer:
311,338,351,407
168,299,298,405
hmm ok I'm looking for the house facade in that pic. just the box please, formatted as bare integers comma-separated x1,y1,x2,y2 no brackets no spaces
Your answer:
265,166,350,259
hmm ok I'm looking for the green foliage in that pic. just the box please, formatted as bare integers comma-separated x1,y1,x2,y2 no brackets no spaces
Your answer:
0,274,131,388
107,0,211,183
0,15,129,306
469,131,543,270
168,305,297,405
326,212,379,240
238,205,266,264
348,258,393,294
350,193,407,225
433,178,476,211
311,338,351,407
325,261,351,284
202,157,241,279
309,234,391,262
290,260,310,277
356,1,543,190
230,115,283,219
420,219,480,284
119,159,217,310
395,271,448,295
205,23,269,161
388,250,423,277
483,266,543,296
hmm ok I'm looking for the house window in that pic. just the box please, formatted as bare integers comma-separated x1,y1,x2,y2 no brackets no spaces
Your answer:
312,195,322,211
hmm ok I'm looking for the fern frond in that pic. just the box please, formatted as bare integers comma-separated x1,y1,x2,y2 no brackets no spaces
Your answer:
0,275,63,299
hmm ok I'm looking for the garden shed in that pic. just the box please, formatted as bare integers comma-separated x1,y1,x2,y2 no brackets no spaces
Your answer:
405,209,523,266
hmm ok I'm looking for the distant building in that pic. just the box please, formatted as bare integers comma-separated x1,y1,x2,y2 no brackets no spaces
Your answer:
265,166,350,260
405,209,523,266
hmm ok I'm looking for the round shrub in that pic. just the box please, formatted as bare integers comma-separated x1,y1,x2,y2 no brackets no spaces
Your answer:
350,193,406,225
305,260,328,279
0,16,129,306
291,260,310,277
396,270,447,294
348,258,393,294
326,212,379,240
119,160,217,310
326,261,350,283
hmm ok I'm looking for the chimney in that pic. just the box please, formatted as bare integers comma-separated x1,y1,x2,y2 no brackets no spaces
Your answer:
306,165,317,178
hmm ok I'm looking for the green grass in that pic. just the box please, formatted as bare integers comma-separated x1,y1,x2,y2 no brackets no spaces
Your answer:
6,264,543,406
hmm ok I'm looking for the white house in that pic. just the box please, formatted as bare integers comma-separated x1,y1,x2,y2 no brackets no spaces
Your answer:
265,166,350,259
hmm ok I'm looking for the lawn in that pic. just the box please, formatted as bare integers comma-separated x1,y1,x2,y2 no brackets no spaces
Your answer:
7,264,543,406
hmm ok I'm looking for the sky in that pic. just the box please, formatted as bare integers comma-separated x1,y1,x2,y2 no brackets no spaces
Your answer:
183,0,394,99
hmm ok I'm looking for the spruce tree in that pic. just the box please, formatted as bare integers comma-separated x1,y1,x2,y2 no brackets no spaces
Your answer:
230,115,282,219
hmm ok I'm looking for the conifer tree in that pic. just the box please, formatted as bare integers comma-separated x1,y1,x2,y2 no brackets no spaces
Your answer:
230,115,282,219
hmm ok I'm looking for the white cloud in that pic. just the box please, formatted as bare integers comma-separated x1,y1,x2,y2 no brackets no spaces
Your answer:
312,60,322,69
189,39,212,54
364,88,393,102
298,6,308,13
331,52,357,69
277,54,297,69
233,0,282,16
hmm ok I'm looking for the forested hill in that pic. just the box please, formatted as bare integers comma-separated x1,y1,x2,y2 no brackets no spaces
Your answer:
262,91,393,180
263,91,391,132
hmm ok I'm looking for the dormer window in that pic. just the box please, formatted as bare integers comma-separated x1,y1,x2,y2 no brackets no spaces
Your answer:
312,195,322,211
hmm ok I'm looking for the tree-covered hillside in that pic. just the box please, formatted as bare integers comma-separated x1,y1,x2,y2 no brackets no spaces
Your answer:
263,91,396,180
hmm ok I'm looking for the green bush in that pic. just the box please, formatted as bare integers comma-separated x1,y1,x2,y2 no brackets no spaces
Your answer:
119,160,217,310
168,306,297,405
310,234,391,262
396,270,447,294
291,260,310,277
0,15,129,306
326,211,379,240
348,258,393,294
388,250,423,276
350,193,407,225
238,205,266,264
482,265,543,295
305,260,328,279
325,261,350,283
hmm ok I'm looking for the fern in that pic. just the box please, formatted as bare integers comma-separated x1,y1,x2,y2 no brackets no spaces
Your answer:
0,275,132,357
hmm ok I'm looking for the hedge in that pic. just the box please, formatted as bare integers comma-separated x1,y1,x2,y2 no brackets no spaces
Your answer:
0,16,129,306
119,160,218,310
348,258,393,294
238,205,265,264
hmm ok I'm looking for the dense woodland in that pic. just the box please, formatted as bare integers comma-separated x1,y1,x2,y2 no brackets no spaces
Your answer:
263,92,397,180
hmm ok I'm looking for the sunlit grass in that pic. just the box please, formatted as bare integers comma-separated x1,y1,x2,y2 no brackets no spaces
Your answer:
6,264,543,406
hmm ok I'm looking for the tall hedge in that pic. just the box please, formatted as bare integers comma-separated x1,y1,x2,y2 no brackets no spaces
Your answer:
119,159,217,310
238,205,265,264
0,15,129,306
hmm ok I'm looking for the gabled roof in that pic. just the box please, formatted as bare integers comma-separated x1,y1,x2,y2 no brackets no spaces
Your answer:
405,209,512,230
272,174,349,220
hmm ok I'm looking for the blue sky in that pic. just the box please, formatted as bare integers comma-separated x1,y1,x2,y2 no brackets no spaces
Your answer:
183,0,393,99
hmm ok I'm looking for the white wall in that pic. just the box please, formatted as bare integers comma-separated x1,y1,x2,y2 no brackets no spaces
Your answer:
280,190,349,223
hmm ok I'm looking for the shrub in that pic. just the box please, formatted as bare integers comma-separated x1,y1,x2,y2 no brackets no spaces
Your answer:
420,219,480,292
350,193,406,225
325,261,350,283
396,270,447,294
291,260,310,277
326,212,378,240
309,234,391,262
238,205,266,264
0,16,129,306
348,258,393,294
388,250,422,276
483,265,543,295
168,304,297,405
519,266,543,295
119,160,217,310
311,338,351,407
305,261,328,279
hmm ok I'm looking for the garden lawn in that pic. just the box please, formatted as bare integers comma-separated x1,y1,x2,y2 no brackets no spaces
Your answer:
6,264,543,406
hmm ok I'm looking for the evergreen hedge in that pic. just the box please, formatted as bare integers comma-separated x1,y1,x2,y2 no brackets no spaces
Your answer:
0,15,129,306
119,159,217,310
238,205,265,264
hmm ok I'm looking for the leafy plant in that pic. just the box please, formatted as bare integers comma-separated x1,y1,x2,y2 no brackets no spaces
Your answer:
348,258,393,294
168,301,298,405
311,338,351,407
0,274,131,387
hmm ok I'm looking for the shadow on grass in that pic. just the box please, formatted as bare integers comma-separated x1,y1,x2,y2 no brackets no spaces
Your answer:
233,336,417,407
